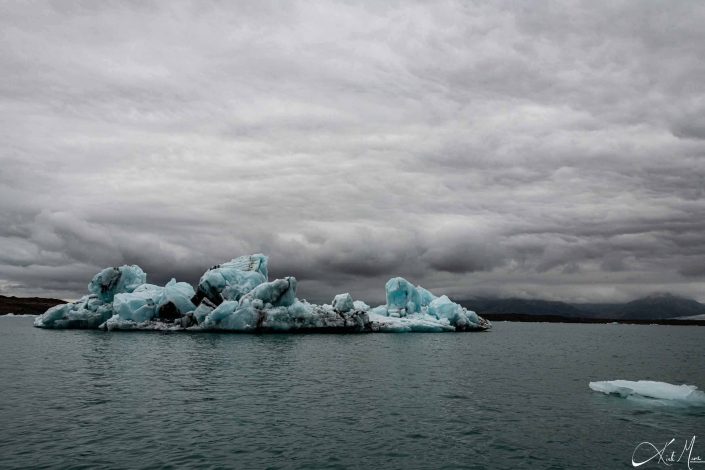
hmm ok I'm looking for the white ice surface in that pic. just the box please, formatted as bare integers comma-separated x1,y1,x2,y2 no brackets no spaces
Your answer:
332,293,354,313
589,380,705,405
368,311,456,332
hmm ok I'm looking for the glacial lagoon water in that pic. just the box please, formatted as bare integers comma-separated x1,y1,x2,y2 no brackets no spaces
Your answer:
1,317,703,469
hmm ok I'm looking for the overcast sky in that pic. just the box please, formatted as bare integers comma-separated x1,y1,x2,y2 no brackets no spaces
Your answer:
2,1,705,304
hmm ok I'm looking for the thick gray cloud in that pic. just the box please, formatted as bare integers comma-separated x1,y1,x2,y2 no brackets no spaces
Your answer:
1,0,704,304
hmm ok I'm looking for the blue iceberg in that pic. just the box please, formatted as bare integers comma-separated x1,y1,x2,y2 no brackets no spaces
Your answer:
368,277,489,332
33,294,114,329
108,279,196,326
34,254,491,333
34,264,147,329
88,265,147,302
195,254,268,304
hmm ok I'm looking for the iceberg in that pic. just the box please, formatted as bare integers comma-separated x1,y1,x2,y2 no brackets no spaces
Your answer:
195,254,268,304
332,293,355,313
88,265,146,302
241,277,297,307
109,279,196,324
369,277,489,331
199,298,368,333
33,294,113,329
34,264,149,329
34,254,491,333
589,380,705,405
385,277,422,315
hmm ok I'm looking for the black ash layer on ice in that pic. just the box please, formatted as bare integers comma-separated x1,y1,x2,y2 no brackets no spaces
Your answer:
34,254,490,333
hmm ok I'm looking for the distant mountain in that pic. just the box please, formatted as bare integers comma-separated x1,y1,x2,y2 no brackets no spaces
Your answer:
612,294,705,320
459,293,705,321
569,303,623,317
459,297,587,317
0,295,65,315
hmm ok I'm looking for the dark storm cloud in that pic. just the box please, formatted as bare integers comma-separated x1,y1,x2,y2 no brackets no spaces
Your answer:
1,0,705,303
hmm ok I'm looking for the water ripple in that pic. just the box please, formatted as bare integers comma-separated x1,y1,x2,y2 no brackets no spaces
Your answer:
1,318,703,469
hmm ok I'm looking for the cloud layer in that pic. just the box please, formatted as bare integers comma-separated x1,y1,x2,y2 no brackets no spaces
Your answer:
1,1,705,303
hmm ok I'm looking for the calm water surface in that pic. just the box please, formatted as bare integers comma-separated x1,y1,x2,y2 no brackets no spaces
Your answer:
0,317,703,469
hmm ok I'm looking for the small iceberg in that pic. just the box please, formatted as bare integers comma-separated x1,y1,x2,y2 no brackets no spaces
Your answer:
34,254,491,334
589,380,705,405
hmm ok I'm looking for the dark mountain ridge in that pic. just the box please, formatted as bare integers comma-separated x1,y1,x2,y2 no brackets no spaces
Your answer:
0,295,66,315
459,293,705,321
462,297,587,318
612,293,705,320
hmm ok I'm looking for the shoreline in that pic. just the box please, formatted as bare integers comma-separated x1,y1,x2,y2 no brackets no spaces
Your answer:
481,313,705,326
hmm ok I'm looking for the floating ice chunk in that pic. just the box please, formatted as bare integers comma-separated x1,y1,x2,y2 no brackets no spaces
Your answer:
159,279,197,320
34,294,113,329
368,310,455,332
192,298,216,324
427,295,460,319
200,298,369,332
228,253,268,278
353,300,370,312
199,267,266,303
240,277,297,307
34,254,491,333
385,277,421,315
379,277,490,331
589,380,705,405
35,264,147,328
428,295,481,329
332,293,354,313
202,301,259,331
101,314,187,332
113,284,162,323
370,305,388,317
110,279,196,324
260,302,316,331
196,254,268,304
35,302,74,328
88,265,146,302
416,286,437,307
